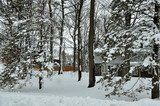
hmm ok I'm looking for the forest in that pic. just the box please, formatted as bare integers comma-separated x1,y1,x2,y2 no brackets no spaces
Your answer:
0,0,160,103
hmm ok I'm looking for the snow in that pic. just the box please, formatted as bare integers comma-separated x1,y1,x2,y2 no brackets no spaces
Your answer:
109,47,119,54
0,92,160,106
0,71,160,106
14,72,105,99
152,33,160,44
13,20,28,27
94,48,103,53
0,63,5,74
143,56,152,67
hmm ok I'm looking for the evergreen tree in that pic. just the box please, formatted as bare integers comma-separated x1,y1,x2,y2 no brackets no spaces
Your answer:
99,0,160,99
0,0,33,89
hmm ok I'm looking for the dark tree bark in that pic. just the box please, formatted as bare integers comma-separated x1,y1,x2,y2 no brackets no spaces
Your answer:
38,0,46,89
88,0,96,88
59,0,65,74
72,1,79,73
39,63,43,89
152,1,160,99
125,0,131,29
39,76,43,89
122,0,131,77
25,0,32,52
152,43,159,99
153,1,160,29
48,0,54,62
77,0,84,81
73,11,78,72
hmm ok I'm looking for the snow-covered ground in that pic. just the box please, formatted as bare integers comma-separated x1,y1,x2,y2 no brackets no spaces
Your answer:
0,72,160,106
0,91,160,106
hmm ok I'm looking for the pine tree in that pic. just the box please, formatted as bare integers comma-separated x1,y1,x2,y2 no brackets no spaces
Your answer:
99,0,160,99
0,0,33,89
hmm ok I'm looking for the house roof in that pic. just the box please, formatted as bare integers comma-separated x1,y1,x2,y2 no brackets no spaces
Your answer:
106,56,124,66
106,54,145,66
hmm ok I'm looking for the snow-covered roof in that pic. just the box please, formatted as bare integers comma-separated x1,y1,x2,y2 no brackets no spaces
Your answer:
106,56,124,65
132,48,151,53
94,48,103,53
106,53,147,66
130,62,142,66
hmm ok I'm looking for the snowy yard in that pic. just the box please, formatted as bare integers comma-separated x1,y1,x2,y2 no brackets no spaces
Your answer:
0,0,160,105
0,91,160,106
0,72,160,106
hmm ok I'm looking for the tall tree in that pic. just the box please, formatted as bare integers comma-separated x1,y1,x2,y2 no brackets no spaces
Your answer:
88,0,96,88
38,0,46,89
67,0,79,73
58,0,65,74
152,0,160,99
0,0,33,89
98,0,160,100
72,1,78,72
122,0,131,77
77,0,84,81
65,0,84,74
48,0,54,62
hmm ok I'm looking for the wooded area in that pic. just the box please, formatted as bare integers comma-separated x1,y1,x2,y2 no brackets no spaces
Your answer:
0,0,160,99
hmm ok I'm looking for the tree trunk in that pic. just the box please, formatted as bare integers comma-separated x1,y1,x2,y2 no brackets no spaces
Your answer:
151,1,160,99
38,62,43,89
152,44,159,99
122,0,131,77
59,0,65,74
77,0,84,81
38,0,45,89
73,3,78,72
125,0,131,29
39,75,43,89
152,67,159,99
153,1,159,29
88,0,96,88
122,46,130,77
73,14,77,72
48,0,54,62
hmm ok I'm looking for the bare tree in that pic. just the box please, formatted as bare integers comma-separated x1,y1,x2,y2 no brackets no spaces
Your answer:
48,0,54,62
88,0,96,88
59,0,65,74
77,0,84,81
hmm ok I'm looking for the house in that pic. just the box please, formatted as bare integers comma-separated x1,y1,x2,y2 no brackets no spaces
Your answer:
94,47,158,77
104,48,154,77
